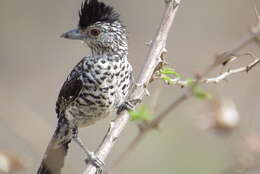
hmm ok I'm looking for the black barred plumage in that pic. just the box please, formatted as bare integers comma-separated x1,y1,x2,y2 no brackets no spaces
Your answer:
37,0,132,173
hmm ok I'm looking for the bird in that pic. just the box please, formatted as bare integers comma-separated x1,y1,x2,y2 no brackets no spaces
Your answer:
37,0,133,173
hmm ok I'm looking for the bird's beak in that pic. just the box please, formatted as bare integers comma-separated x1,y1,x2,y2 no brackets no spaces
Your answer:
61,28,85,40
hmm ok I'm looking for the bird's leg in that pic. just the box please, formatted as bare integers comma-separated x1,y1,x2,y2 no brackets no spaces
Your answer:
117,100,135,114
72,128,104,170
117,83,150,114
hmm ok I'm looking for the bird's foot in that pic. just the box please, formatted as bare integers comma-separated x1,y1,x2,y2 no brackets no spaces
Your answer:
72,128,104,171
85,152,104,172
117,100,134,114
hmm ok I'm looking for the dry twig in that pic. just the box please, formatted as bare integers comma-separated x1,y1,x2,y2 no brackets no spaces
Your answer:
107,9,260,172
83,0,182,174
202,57,260,84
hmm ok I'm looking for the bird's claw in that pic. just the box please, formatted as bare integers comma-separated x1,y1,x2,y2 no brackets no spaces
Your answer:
117,100,134,114
85,152,104,171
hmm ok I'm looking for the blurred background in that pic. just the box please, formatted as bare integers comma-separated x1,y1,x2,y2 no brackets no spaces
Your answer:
1,0,260,174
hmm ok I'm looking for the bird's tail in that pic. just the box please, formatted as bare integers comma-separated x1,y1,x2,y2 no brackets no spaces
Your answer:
37,117,72,174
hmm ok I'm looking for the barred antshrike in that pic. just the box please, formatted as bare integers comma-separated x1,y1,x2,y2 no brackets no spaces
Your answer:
37,0,132,173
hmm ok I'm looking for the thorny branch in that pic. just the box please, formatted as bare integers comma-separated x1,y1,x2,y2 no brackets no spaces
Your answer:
83,0,182,174
107,7,260,173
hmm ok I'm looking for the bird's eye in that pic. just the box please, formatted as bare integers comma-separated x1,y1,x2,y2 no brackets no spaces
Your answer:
90,29,101,36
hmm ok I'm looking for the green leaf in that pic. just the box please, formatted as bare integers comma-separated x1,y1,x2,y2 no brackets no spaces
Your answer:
129,105,151,121
160,68,181,78
161,74,173,85
192,87,212,100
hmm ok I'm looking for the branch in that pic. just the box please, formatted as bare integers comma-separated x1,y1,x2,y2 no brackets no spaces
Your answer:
202,57,260,83
107,12,260,172
82,1,182,174
108,94,190,173
163,54,260,86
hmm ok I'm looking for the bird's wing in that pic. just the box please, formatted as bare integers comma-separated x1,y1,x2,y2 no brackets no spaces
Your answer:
55,61,84,116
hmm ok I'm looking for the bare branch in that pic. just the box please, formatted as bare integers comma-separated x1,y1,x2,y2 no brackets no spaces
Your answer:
227,24,260,55
157,55,260,86
170,54,260,85
108,93,190,172
202,58,260,83
82,1,182,174
108,11,260,172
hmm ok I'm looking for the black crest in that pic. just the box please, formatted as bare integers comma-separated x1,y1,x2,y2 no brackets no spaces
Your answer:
79,0,120,29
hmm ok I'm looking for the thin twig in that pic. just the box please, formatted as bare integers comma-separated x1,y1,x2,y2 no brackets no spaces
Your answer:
202,58,260,83
108,93,190,173
82,1,182,174
167,56,260,85
108,13,260,172
107,57,260,173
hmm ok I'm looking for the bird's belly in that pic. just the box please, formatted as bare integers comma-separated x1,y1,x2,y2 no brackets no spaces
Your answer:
66,87,116,127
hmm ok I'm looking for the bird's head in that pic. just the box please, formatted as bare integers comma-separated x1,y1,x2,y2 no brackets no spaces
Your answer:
62,0,127,55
